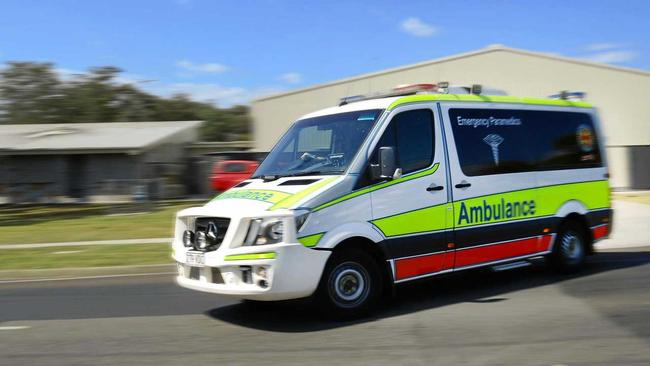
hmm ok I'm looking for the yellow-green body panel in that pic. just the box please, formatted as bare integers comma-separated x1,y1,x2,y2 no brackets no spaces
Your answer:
370,180,610,237
269,177,338,210
212,189,291,205
297,232,325,247
387,94,593,111
224,252,277,261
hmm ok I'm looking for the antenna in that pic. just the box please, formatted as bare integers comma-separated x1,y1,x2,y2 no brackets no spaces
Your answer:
548,91,586,101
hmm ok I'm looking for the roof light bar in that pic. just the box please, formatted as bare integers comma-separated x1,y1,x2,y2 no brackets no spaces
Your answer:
337,82,507,106
338,95,366,106
339,83,441,106
392,83,438,94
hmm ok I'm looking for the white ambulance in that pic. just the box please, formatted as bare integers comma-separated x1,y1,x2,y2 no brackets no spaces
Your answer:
172,84,612,317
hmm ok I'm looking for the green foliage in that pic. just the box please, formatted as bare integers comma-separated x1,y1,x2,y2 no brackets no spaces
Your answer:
0,62,251,141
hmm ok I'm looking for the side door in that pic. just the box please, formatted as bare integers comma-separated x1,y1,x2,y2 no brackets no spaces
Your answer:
441,104,547,270
367,104,454,282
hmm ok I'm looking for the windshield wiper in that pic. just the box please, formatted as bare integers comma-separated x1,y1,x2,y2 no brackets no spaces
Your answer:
284,170,345,178
255,170,343,182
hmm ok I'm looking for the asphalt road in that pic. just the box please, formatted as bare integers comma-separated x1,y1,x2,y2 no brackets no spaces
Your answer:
1,248,649,366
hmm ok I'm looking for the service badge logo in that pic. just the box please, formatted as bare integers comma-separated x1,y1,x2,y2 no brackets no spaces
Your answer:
483,134,504,166
577,124,595,152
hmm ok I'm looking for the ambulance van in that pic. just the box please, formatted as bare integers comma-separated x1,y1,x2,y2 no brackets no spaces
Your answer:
172,84,612,317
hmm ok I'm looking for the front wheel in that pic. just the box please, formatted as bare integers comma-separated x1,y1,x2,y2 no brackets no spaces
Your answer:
550,220,587,273
316,249,382,319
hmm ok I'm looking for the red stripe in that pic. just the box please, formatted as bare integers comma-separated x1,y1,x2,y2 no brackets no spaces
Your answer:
540,234,554,251
395,252,452,280
592,225,609,240
454,236,549,268
394,235,552,280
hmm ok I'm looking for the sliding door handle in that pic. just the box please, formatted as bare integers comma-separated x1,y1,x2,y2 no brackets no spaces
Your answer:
455,182,471,189
426,184,444,192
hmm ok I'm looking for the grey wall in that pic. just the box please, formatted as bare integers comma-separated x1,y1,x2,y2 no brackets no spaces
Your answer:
629,146,650,189
1,154,139,201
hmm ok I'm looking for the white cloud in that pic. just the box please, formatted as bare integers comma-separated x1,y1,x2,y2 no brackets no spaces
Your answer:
278,72,302,84
400,17,438,37
55,68,85,81
580,43,637,64
583,50,637,64
143,82,285,107
176,60,228,74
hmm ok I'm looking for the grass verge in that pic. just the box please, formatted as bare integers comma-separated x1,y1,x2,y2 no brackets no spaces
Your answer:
0,243,172,270
0,201,199,244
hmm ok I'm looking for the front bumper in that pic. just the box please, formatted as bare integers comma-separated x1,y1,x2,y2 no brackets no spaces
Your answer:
173,242,331,301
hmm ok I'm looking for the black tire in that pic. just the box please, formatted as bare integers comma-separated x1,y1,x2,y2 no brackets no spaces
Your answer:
550,220,588,273
315,248,382,319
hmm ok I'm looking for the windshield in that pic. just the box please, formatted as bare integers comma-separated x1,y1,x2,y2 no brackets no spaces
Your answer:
254,109,383,178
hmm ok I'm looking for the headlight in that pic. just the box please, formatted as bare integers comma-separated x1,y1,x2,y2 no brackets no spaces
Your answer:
294,209,311,232
244,218,284,245
266,221,284,241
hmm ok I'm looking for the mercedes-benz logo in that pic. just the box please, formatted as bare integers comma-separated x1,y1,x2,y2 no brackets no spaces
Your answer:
206,222,218,241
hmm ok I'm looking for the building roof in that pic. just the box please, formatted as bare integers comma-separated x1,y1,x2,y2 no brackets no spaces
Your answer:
0,121,202,155
253,45,650,103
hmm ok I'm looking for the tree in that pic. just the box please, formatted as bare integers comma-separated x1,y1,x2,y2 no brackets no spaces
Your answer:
0,61,252,141
0,62,64,124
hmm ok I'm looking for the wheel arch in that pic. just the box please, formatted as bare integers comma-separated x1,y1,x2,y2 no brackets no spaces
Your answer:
331,236,393,297
554,200,594,254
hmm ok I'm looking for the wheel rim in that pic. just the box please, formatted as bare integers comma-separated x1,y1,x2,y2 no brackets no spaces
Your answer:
560,231,583,263
328,262,370,308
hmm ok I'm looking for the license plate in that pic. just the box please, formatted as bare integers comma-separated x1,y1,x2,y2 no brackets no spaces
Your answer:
186,251,205,267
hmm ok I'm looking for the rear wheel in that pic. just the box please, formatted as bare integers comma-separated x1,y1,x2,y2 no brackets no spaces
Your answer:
316,249,382,319
550,220,587,273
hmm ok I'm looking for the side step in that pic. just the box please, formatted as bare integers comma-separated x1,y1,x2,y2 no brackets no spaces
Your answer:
491,260,532,272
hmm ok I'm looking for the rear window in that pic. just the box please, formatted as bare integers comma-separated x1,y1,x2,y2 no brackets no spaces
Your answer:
224,163,247,172
449,108,602,176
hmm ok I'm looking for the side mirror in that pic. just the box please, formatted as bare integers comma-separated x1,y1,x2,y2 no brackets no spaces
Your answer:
371,146,400,180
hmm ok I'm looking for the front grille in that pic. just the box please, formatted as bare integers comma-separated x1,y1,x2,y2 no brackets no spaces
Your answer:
189,266,201,280
211,268,224,284
194,217,230,251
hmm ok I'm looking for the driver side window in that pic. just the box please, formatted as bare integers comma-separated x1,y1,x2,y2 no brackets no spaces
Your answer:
361,109,434,186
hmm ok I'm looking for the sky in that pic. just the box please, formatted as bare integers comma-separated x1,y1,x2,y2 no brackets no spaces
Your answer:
1,0,649,107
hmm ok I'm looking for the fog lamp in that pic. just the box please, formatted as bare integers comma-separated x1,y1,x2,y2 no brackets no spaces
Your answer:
196,231,208,249
256,266,268,279
182,230,195,248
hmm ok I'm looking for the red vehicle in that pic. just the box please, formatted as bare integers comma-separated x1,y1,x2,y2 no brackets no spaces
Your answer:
211,160,259,191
